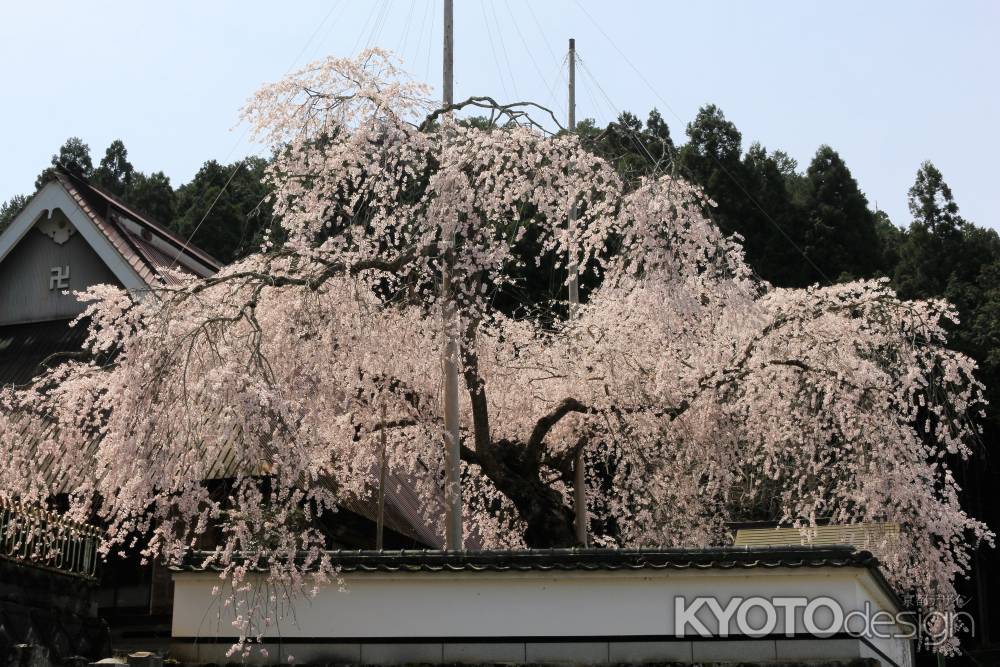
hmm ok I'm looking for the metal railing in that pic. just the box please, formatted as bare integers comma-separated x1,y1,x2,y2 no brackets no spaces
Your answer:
0,497,100,580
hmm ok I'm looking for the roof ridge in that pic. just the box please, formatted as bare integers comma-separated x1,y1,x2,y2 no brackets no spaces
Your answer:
54,167,221,271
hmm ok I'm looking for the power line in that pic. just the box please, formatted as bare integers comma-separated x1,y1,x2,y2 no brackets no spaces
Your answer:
523,0,561,70
424,2,437,86
409,0,432,77
543,56,569,122
521,0,568,120
285,0,344,70
351,1,385,55
575,55,616,125
503,0,552,104
570,0,831,285
397,0,418,62
575,52,767,287
169,161,244,268
171,2,351,269
481,1,512,102
364,0,393,52
488,0,520,99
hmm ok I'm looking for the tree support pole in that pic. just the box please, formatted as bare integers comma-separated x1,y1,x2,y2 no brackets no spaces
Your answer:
568,37,588,547
442,0,463,551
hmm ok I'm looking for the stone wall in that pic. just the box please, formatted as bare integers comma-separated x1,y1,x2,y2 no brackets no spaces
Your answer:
0,558,109,665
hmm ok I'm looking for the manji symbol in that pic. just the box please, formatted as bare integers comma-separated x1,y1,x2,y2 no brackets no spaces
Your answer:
49,265,70,290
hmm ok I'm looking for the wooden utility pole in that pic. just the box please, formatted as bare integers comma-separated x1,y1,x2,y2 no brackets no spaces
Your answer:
441,0,463,551
568,37,588,547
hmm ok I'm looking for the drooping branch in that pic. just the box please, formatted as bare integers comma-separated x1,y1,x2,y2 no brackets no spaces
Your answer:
162,249,422,303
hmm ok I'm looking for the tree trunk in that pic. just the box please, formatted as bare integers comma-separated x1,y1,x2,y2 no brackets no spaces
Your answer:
477,441,579,548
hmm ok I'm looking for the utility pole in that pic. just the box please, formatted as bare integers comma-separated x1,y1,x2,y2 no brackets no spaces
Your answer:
441,0,463,551
568,37,588,547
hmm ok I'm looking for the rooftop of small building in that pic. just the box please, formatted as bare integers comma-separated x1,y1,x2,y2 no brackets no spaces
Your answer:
174,543,877,573
172,544,905,611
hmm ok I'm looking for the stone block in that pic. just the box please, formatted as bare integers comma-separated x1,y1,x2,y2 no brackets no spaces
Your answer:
608,640,693,663
359,643,443,665
126,653,162,667
525,642,608,664
442,642,525,663
691,638,777,662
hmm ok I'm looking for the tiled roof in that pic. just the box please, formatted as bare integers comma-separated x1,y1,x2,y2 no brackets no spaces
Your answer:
176,545,902,609
174,545,882,575
53,169,219,286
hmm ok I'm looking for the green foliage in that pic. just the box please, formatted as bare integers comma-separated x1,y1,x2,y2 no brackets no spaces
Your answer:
91,139,136,196
35,137,94,188
797,145,881,282
0,194,30,233
893,161,969,298
889,163,1000,439
27,138,271,261
737,142,809,285
127,171,176,225
16,131,1000,425
171,157,273,264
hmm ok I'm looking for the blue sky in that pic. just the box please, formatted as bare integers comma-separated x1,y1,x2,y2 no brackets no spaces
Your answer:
1,1,997,230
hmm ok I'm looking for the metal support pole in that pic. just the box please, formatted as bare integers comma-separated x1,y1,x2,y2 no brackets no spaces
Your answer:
568,37,588,547
376,403,387,551
441,0,463,551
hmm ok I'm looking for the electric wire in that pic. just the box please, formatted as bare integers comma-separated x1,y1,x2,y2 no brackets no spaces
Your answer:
170,1,352,268
521,0,567,121
571,0,832,285
424,2,437,88
503,0,553,106
523,0,561,70
371,0,394,50
576,55,616,126
543,55,569,123
488,0,520,99
286,0,343,71
351,1,385,55
481,1,513,102
311,0,351,61
410,0,432,79
397,0,419,65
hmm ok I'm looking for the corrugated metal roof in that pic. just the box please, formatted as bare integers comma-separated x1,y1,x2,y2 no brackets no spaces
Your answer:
0,318,88,387
733,523,901,549
1,176,440,549
0,320,441,547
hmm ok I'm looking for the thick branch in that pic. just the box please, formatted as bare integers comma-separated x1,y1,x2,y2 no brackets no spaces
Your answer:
526,397,591,463
419,96,565,134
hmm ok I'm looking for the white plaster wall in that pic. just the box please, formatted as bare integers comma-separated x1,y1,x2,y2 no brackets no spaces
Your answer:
172,566,911,666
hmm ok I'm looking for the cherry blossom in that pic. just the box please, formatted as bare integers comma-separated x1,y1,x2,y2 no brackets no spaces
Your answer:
0,50,989,653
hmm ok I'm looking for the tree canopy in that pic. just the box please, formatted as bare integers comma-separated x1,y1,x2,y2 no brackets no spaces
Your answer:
0,51,989,653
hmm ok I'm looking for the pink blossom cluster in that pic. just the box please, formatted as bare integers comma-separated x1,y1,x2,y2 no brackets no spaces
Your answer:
0,50,990,654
